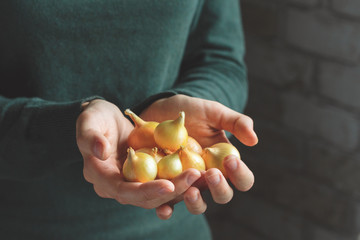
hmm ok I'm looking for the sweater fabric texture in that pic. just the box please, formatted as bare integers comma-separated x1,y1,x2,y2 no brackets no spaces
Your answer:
0,0,247,239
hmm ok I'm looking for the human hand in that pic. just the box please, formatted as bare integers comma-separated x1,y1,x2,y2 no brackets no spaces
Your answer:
140,94,258,218
76,99,202,218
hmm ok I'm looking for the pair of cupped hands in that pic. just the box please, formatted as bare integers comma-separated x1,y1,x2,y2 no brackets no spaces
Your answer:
76,94,258,220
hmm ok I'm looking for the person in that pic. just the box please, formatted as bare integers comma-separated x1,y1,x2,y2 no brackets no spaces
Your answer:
0,0,258,239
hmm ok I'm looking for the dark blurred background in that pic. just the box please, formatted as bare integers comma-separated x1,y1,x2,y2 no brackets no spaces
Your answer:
205,0,360,239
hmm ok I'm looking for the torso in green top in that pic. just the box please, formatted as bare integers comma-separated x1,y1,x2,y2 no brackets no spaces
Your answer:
0,0,247,239
1,0,196,107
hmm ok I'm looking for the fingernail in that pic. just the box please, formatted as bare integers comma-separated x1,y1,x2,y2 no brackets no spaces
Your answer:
206,174,220,185
187,192,198,203
187,174,199,186
225,157,238,171
158,187,172,195
94,141,103,159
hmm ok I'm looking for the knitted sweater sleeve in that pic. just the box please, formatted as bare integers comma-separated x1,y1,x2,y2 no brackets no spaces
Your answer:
0,96,100,181
172,0,248,112
133,0,248,114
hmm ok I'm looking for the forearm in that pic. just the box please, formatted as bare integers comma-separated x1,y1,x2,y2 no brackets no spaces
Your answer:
173,62,248,113
172,0,248,112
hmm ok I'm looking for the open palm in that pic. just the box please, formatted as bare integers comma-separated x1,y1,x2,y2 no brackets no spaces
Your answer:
140,94,258,217
140,94,258,148
76,99,204,219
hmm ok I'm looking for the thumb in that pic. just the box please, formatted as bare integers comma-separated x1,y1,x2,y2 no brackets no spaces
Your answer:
214,105,258,146
77,128,111,160
92,134,111,160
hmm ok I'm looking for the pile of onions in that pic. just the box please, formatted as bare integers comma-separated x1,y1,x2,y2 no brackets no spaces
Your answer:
122,109,240,182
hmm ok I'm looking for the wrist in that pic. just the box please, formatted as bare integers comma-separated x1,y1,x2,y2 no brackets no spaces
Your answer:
81,101,91,111
80,96,105,112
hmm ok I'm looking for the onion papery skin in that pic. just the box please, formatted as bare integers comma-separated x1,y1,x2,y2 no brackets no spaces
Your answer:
125,109,159,150
179,147,205,171
136,147,165,164
123,148,157,183
186,136,203,155
157,151,182,180
127,122,158,150
154,111,188,152
202,143,240,178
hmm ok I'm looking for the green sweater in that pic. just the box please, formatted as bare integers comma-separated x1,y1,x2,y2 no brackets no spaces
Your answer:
0,0,247,239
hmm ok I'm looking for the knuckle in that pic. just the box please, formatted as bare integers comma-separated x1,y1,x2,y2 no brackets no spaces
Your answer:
140,188,153,202
215,196,232,204
93,185,107,199
115,194,127,205
243,115,253,124
238,175,255,192
83,168,93,183
191,204,207,215
78,111,93,123
174,186,184,196
142,203,154,209
214,189,233,204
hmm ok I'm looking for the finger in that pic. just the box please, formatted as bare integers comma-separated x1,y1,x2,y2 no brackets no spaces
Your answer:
86,154,175,207
77,126,111,160
205,168,233,204
117,179,175,208
184,187,207,215
209,103,258,146
223,155,254,192
193,171,208,191
156,204,174,220
155,169,203,207
171,169,202,196
197,130,231,148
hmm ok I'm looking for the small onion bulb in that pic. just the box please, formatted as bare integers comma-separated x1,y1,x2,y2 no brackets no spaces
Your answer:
157,150,182,180
125,109,158,150
136,147,165,164
202,143,240,178
179,146,205,171
123,147,157,183
154,111,188,152
186,136,203,155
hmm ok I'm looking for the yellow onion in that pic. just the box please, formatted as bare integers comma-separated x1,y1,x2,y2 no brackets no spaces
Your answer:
202,143,241,178
186,136,203,155
125,109,158,150
154,111,188,152
179,146,205,171
157,150,182,180
122,147,157,183
136,147,165,164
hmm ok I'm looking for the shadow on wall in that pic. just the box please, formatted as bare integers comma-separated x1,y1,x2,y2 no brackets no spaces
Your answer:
205,0,360,240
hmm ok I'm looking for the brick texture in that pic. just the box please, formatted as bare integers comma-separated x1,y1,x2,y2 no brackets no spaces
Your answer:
282,92,359,151
307,224,358,240
307,142,360,196
286,9,360,62
249,165,359,233
230,194,303,240
245,40,314,87
205,1,360,239
332,0,360,18
242,2,280,38
286,0,319,7
319,61,360,109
